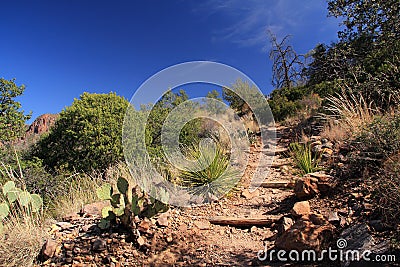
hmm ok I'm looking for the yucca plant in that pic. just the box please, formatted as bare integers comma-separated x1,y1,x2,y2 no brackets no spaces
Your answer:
289,142,320,175
180,142,240,200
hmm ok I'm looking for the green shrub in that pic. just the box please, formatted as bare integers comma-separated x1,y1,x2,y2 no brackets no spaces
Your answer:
145,89,202,160
0,77,31,143
34,92,129,172
0,146,70,205
268,85,322,122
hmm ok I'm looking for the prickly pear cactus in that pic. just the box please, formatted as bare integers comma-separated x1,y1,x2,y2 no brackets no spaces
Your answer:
96,178,169,230
18,191,32,207
0,203,10,220
0,181,44,235
96,183,113,200
31,194,43,212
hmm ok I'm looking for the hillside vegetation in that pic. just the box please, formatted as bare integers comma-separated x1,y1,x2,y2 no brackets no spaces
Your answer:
0,0,399,265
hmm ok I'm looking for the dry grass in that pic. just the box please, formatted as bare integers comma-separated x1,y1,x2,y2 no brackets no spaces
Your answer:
0,213,49,267
320,87,377,136
49,163,133,219
48,173,104,220
374,152,400,226
320,120,352,142
0,161,49,267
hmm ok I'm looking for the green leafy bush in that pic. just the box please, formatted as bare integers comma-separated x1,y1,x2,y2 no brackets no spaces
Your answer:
34,92,129,172
145,89,202,159
268,85,322,122
0,77,31,143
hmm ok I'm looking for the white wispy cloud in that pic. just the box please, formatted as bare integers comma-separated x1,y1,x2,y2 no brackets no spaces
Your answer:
195,0,335,51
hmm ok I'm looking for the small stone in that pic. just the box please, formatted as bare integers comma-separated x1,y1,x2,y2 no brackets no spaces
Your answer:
194,221,210,230
322,148,334,157
363,203,374,210
92,238,107,251
294,178,319,199
157,213,169,227
350,192,363,199
81,224,96,232
312,144,323,154
322,141,333,149
340,217,347,227
279,217,294,233
271,189,279,194
337,208,348,216
241,189,259,199
63,242,74,250
166,235,173,243
309,213,327,225
291,201,311,217
138,218,152,233
62,212,81,221
40,239,57,260
81,201,109,217
275,216,335,252
56,221,73,230
327,211,340,223
250,226,257,233
137,236,146,246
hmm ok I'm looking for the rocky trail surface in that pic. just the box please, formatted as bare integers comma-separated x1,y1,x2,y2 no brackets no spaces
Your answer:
35,126,396,266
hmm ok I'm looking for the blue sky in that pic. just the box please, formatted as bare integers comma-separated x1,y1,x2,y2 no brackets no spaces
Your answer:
1,1,340,122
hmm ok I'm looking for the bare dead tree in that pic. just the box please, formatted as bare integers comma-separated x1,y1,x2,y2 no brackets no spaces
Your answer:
268,31,305,90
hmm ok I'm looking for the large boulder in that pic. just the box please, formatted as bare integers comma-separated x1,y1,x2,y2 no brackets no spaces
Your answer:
275,214,335,252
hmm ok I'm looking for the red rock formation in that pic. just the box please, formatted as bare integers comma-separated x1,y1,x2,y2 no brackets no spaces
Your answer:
26,114,58,136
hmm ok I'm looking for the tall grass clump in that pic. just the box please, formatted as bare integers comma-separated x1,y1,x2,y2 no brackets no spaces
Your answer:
289,142,320,175
49,172,104,219
374,153,400,226
180,142,240,198
0,162,48,267
50,162,134,219
320,87,376,137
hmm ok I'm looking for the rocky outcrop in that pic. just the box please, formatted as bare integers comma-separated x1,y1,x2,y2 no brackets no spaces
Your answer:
294,172,336,199
26,114,58,136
